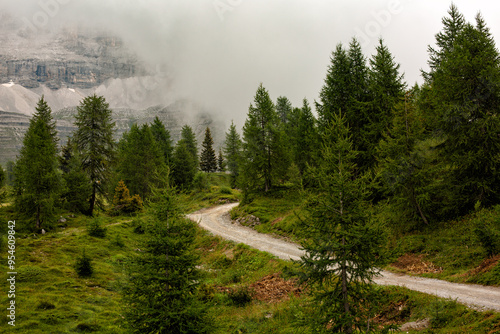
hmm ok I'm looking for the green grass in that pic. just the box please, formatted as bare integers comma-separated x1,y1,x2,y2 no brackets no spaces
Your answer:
1,175,499,333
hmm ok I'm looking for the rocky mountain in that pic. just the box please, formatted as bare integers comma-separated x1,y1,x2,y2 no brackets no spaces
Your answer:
0,17,226,166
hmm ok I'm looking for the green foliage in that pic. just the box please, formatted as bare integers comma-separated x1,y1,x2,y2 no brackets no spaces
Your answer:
193,172,209,191
87,218,107,238
473,219,500,257
117,124,167,200
217,149,226,172
224,121,242,188
200,127,218,173
172,139,197,189
75,249,94,278
228,286,254,307
0,163,5,187
74,94,116,216
242,83,288,193
123,189,213,333
150,116,174,167
14,97,61,230
298,113,384,333
59,137,92,214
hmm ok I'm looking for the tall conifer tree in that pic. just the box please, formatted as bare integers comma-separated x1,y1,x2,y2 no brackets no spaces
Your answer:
224,121,242,187
74,95,116,216
14,97,61,230
150,116,174,167
200,127,217,173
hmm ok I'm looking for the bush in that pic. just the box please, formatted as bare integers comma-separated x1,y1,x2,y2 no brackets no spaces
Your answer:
219,186,233,195
474,220,500,257
75,250,93,278
108,181,143,216
193,172,209,191
87,219,106,238
228,286,254,306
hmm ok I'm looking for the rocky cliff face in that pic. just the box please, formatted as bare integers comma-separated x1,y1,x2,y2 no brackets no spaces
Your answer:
0,16,145,89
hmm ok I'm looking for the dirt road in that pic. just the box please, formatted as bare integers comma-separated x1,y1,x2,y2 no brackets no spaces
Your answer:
187,203,500,311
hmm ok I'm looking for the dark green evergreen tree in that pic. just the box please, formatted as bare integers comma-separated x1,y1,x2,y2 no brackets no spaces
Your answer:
200,127,217,173
428,16,500,212
293,98,319,177
117,124,167,200
172,141,197,189
14,97,61,230
425,3,466,81
150,117,174,167
223,121,242,188
180,125,199,169
366,39,406,170
298,112,383,333
276,96,293,124
59,138,92,214
242,84,286,192
217,149,225,172
123,188,213,333
6,161,15,187
74,95,116,216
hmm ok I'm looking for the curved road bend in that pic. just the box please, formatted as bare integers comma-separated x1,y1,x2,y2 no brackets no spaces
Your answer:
187,203,500,312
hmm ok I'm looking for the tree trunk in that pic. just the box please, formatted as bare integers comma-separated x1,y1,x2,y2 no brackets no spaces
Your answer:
341,236,352,334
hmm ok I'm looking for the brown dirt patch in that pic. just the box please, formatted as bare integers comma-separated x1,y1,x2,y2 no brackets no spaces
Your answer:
470,255,500,276
250,273,302,303
391,254,443,274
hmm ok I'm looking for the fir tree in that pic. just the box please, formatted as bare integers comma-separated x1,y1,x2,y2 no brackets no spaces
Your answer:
117,124,167,200
14,97,61,230
429,17,500,212
293,98,319,176
200,127,217,173
180,125,199,169
298,112,383,333
150,117,174,167
242,83,287,192
74,95,116,216
217,149,226,172
365,39,406,170
6,161,15,187
172,141,197,189
224,121,242,187
276,96,293,124
123,188,213,333
59,138,92,214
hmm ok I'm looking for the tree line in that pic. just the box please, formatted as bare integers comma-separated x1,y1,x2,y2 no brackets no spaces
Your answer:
2,4,500,332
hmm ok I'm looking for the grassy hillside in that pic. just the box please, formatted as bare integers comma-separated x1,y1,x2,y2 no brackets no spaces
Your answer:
0,176,499,333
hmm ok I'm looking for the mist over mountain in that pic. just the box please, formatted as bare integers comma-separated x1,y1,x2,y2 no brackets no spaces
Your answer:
0,12,225,165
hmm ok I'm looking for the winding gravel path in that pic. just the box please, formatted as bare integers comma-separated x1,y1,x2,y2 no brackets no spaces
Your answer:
187,203,500,311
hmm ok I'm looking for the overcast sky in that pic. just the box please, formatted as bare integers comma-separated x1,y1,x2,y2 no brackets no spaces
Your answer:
2,0,500,127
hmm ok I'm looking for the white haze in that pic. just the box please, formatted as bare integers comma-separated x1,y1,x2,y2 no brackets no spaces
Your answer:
2,0,500,128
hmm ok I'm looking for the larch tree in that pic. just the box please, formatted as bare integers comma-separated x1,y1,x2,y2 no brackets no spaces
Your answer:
200,127,217,173
298,112,383,333
223,121,242,187
242,83,286,193
73,94,116,216
180,125,199,169
150,116,174,168
428,15,500,212
117,124,167,201
14,97,61,230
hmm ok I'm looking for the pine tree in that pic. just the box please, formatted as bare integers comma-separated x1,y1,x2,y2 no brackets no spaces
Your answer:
242,83,286,192
59,138,92,214
172,141,197,189
366,39,406,170
217,149,225,172
74,95,116,216
123,188,213,333
117,124,167,200
150,117,174,167
377,89,433,226
298,112,383,333
429,17,500,212
180,125,199,169
6,161,15,187
276,96,293,124
425,3,466,80
293,98,319,176
14,97,61,230
224,121,242,188
200,127,217,173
